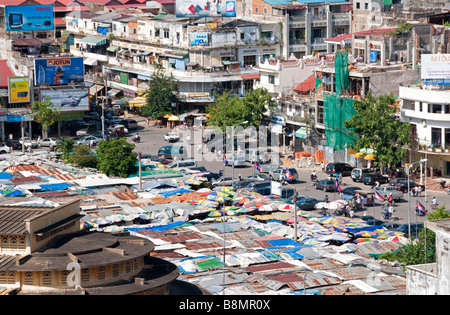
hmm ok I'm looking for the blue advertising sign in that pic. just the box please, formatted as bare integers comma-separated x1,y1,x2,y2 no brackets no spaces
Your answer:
5,5,54,32
190,33,209,46
34,57,84,86
370,50,378,63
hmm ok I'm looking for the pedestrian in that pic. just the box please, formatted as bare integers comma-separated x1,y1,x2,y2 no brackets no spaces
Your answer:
238,174,242,181
321,162,325,172
324,195,329,203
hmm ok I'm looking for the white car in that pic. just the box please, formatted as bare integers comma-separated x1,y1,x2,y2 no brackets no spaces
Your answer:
39,138,59,147
19,137,40,149
164,132,180,142
211,177,234,187
0,144,11,154
76,135,102,146
107,124,128,134
246,173,270,181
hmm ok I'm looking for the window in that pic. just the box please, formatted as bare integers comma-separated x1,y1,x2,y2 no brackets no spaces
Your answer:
163,29,170,39
97,266,106,280
42,271,52,286
432,127,442,146
365,3,369,10
356,2,360,9
255,7,259,13
241,33,245,40
269,75,275,84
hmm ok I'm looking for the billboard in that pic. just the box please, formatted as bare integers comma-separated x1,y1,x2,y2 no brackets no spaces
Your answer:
421,54,450,80
34,57,84,86
190,32,209,46
5,5,54,32
176,0,236,18
39,87,90,113
8,77,30,103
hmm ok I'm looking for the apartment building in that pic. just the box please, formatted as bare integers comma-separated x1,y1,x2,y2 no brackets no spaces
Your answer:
244,0,352,58
65,9,283,111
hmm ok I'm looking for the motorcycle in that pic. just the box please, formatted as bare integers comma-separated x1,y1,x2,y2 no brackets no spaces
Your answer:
132,136,140,143
310,173,318,182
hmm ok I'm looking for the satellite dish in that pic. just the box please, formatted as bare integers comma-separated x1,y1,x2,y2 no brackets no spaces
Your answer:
340,40,346,49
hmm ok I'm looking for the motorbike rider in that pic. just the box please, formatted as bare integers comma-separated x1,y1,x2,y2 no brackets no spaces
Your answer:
311,170,317,181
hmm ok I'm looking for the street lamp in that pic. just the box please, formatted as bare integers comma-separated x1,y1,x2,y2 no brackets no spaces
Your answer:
231,121,248,185
405,158,428,238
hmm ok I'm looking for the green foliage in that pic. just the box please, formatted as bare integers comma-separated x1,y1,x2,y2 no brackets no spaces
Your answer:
55,138,75,161
379,205,450,266
141,68,176,119
96,138,137,178
344,93,411,167
32,96,60,138
206,88,275,131
71,145,98,168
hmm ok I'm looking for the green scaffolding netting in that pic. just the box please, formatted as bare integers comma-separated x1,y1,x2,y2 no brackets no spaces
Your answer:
323,52,356,151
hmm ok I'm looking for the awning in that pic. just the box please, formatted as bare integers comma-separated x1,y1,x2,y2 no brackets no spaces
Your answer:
294,75,315,93
107,89,121,96
90,84,104,95
78,35,107,46
128,96,147,107
140,51,152,56
295,127,307,138
84,58,98,66
107,45,120,52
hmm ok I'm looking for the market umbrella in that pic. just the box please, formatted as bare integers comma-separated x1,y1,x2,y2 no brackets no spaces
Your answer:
259,205,275,212
321,217,346,225
315,202,328,209
214,186,233,193
168,115,180,121
287,216,308,224
325,200,346,210
243,201,264,209
278,203,296,212
208,210,225,217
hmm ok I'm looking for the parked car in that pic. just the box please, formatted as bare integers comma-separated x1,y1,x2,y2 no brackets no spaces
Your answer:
351,168,373,182
362,173,389,186
76,135,102,146
357,215,377,221
76,123,98,137
38,138,60,147
365,219,385,226
295,197,320,210
107,124,128,134
259,163,280,173
120,119,138,130
279,188,296,199
393,222,424,238
211,177,234,187
381,222,402,231
107,116,121,125
233,180,257,190
373,186,404,201
5,139,22,150
243,181,272,192
158,145,187,160
167,160,197,169
0,144,11,154
227,155,246,167
315,180,337,192
19,137,40,149
164,132,180,142
269,168,298,183
246,173,270,181
326,163,354,176
389,178,408,186
395,181,418,193
341,186,363,196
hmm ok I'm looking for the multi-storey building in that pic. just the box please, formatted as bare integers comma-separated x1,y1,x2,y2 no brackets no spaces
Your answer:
65,9,282,111
244,0,352,58
0,199,179,295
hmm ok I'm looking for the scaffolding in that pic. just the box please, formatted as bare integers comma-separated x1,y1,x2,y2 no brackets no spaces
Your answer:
323,52,356,151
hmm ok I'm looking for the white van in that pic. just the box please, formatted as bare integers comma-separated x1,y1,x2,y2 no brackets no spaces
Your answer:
167,160,197,169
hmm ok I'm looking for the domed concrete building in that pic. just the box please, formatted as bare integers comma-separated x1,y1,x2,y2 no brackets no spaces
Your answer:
0,200,179,295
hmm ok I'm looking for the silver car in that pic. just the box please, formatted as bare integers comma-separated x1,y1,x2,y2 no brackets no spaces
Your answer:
211,177,234,187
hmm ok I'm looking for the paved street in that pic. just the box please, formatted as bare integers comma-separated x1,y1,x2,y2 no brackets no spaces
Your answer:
102,115,450,226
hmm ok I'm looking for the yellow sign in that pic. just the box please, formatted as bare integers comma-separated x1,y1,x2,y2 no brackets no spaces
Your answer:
8,77,30,103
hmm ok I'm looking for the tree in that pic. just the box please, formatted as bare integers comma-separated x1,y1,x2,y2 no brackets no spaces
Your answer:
140,67,176,119
71,144,98,168
55,138,75,161
206,88,275,131
344,93,411,167
379,205,450,267
96,138,137,177
32,96,60,139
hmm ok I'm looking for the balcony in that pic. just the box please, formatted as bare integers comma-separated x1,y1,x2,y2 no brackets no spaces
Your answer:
332,13,350,26
289,15,306,28
399,86,450,105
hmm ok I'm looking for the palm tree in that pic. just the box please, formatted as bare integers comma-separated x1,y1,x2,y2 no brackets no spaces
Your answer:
55,138,75,160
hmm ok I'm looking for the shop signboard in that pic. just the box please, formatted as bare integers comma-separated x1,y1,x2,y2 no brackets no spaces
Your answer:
176,0,236,18
34,57,84,86
39,87,89,112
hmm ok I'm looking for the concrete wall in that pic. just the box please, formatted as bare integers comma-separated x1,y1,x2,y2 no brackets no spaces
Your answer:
435,225,450,295
368,69,419,97
406,263,438,295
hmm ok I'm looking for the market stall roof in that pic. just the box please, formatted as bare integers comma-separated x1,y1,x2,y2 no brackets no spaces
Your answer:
89,84,104,95
106,45,120,52
12,38,44,46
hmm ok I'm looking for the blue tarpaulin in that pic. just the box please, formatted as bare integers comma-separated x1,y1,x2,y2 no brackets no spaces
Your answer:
0,173,13,179
126,221,192,232
159,188,193,198
39,183,71,192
